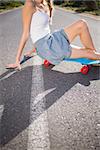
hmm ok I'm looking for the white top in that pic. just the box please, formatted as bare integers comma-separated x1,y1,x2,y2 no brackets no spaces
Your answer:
30,9,51,43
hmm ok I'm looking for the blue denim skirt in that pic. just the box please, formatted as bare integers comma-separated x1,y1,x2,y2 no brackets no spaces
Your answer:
34,29,72,65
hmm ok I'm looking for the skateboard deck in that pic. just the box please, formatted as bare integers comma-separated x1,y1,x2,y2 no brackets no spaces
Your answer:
64,58,100,65
44,58,100,75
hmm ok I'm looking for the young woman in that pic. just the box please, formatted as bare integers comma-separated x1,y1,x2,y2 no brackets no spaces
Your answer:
6,0,100,70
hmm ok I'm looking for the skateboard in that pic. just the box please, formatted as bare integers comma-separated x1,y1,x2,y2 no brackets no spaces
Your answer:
44,58,100,75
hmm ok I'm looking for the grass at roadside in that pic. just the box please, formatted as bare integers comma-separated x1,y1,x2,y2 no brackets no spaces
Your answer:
0,1,24,13
54,3,100,16
60,6,100,16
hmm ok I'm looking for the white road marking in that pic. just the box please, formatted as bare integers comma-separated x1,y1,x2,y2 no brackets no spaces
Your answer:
27,57,51,150
34,88,56,106
0,105,4,120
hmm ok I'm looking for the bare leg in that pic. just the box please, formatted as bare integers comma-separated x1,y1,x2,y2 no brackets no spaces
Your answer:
70,47,100,60
63,19,100,60
64,19,96,51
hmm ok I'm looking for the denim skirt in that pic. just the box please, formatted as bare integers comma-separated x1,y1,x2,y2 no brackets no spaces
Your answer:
34,29,72,65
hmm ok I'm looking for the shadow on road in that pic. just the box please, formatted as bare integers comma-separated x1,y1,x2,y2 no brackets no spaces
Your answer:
0,65,100,147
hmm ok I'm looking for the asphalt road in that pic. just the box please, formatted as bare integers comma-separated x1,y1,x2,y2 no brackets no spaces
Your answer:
0,7,100,150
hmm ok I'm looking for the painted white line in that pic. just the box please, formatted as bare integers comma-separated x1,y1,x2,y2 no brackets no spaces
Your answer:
27,57,51,150
0,105,4,120
34,88,56,106
27,112,50,150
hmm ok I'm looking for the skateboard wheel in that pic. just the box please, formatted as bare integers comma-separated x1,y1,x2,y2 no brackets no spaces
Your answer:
80,65,89,75
44,60,51,67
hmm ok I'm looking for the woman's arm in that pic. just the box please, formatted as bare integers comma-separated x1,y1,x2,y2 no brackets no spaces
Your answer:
6,0,36,70
16,0,35,62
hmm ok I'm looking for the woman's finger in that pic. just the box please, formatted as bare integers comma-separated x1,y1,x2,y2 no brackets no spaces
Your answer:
6,63,17,69
17,63,21,70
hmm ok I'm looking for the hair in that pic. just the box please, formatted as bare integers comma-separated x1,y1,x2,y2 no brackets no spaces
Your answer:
34,0,54,18
45,0,53,18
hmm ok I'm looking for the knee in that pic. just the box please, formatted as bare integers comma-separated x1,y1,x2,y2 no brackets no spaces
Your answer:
78,19,88,30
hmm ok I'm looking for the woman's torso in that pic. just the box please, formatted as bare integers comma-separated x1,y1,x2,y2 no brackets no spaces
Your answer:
30,6,51,43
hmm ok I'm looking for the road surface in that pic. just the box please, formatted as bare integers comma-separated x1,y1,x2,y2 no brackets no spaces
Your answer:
0,7,100,150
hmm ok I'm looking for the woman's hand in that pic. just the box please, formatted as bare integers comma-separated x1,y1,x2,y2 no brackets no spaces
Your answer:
6,60,21,70
6,2,35,71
